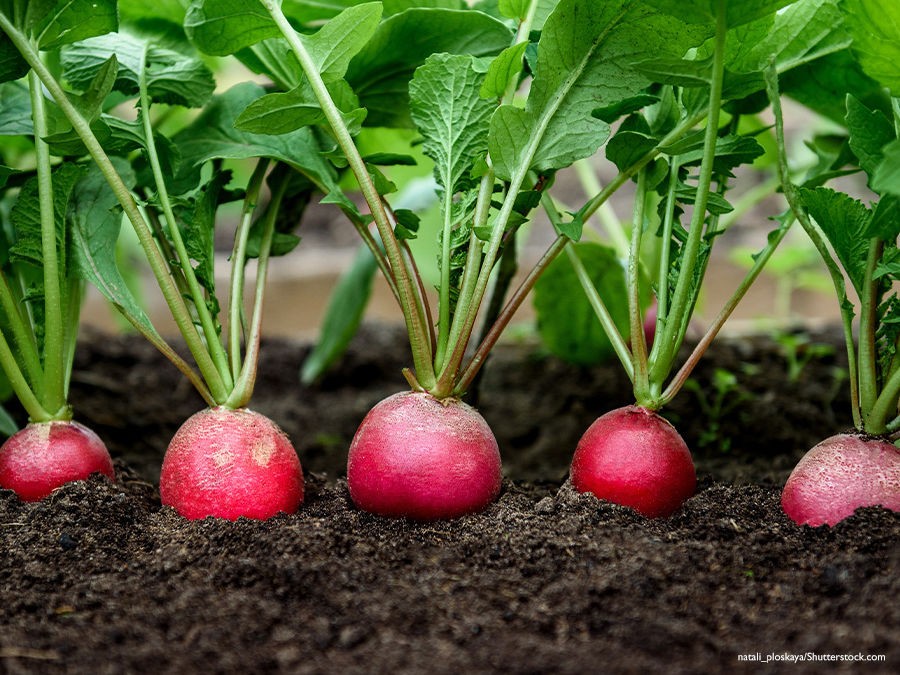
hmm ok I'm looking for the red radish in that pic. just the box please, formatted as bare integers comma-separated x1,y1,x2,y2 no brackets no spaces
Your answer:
782,434,900,526
0,421,114,502
571,405,696,518
347,392,502,520
160,408,303,521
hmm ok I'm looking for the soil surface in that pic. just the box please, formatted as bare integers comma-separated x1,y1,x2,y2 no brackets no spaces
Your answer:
1,325,898,674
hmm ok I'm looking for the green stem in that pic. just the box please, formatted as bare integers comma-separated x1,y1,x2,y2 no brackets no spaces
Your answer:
628,169,651,402
263,0,435,388
435,187,455,370
228,159,269,379
564,244,634,380
138,53,234,392
578,111,706,224
452,113,708,398
0,17,230,403
765,65,861,429
648,2,727,386
573,159,628,257
858,238,882,421
225,172,289,410
0,330,54,422
867,367,900,436
0,271,43,393
656,156,681,324
453,235,569,398
62,278,82,399
28,70,66,417
432,3,538,395
660,215,795,405
145,204,192,302
432,168,492,395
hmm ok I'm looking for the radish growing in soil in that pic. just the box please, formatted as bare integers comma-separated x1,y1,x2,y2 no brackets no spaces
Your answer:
0,4,310,518
0,67,116,499
774,0,900,525
531,1,835,516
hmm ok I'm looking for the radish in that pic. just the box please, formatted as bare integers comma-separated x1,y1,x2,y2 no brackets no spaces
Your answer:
160,408,302,521
556,1,783,517
5,26,308,517
0,69,119,501
571,406,695,518
773,88,900,524
782,434,900,526
347,392,501,520
0,422,114,502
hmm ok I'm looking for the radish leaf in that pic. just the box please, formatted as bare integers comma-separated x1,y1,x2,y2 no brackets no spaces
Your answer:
799,186,873,295
643,0,797,29
346,8,512,127
845,94,894,180
68,161,159,340
489,0,705,180
873,141,900,197
62,31,215,109
410,54,493,200
173,83,338,192
840,0,900,93
533,243,631,366
184,0,278,56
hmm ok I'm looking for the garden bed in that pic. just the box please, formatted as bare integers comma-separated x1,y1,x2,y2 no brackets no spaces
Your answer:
1,325,897,674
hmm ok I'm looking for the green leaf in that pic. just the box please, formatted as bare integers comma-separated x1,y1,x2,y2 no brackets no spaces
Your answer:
489,0,706,181
235,85,327,134
62,30,215,108
119,0,188,26
677,0,853,101
345,8,513,127
533,242,630,366
724,0,850,74
800,186,873,295
301,243,377,384
234,79,364,135
173,83,339,192
0,81,33,135
840,0,900,93
410,54,494,197
0,35,28,84
184,0,279,56
643,0,796,28
845,94,894,180
0,164,18,189
634,56,712,88
68,160,160,340
873,140,900,197
870,196,900,240
607,129,656,174
305,2,382,80
480,41,528,100
26,0,118,49
661,131,765,175
10,163,85,271
781,49,891,123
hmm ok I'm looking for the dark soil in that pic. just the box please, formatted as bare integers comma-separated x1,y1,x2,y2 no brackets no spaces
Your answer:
1,325,898,674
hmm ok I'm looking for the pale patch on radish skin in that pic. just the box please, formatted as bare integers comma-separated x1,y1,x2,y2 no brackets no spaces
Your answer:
0,421,114,502
160,407,303,520
782,433,900,526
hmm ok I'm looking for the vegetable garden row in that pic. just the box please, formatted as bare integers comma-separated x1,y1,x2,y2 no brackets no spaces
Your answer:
0,0,898,528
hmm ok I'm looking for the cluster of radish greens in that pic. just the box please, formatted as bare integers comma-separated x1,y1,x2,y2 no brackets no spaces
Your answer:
0,0,897,525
